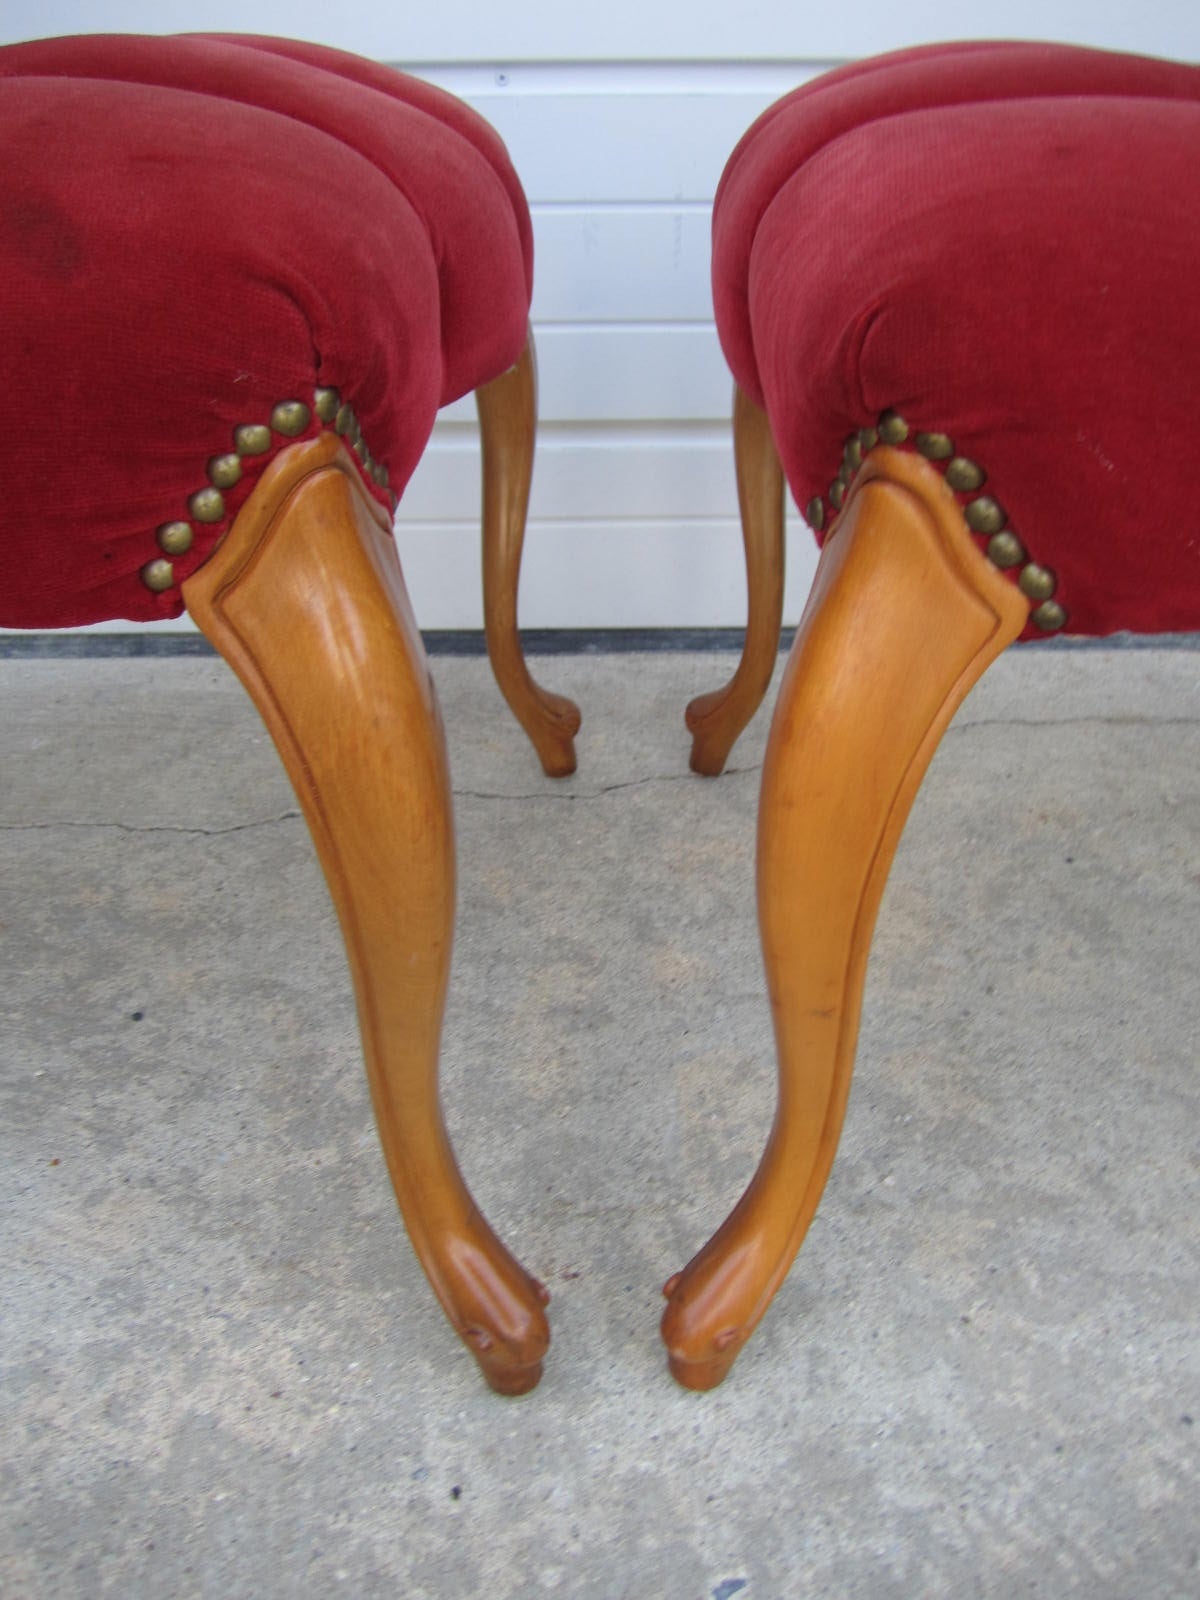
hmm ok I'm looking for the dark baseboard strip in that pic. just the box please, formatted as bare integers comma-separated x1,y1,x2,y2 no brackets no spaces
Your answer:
1,627,1197,660
0,633,219,659
0,629,757,659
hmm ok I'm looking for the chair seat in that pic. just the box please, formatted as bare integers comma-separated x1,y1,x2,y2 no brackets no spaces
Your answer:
712,42,1200,638
0,35,532,627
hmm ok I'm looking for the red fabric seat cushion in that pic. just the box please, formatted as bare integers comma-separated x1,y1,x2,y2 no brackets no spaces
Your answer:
0,34,532,627
712,42,1200,638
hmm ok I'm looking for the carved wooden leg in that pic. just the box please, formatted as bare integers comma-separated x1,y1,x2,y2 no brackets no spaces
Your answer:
477,329,581,777
662,448,1028,1389
686,385,786,775
183,433,550,1395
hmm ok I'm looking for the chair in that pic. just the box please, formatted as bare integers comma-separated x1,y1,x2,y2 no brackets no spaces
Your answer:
0,33,581,1394
663,41,1200,1388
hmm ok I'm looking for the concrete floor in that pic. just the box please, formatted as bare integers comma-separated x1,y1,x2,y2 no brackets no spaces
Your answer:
1,645,1197,1598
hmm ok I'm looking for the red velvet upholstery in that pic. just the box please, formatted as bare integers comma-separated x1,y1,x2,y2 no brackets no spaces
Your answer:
0,34,532,627
712,42,1200,638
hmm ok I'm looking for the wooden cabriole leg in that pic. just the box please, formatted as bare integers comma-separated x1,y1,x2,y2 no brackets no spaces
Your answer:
477,329,582,778
183,433,550,1395
686,384,786,775
662,447,1028,1389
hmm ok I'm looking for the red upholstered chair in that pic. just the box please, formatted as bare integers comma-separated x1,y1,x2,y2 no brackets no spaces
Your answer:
663,42,1200,1388
0,34,581,1394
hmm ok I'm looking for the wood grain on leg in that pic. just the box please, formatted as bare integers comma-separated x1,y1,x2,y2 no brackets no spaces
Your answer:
477,330,581,777
663,448,1028,1389
687,385,786,775
184,433,550,1394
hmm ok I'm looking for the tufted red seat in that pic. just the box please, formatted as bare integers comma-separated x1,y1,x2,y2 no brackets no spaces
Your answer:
0,33,579,1393
666,43,1200,1388
0,33,540,625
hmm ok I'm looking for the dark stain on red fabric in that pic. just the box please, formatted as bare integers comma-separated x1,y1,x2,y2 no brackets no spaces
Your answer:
0,185,84,280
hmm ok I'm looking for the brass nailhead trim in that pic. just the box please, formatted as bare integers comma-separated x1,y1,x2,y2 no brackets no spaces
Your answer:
141,557,175,592
207,452,243,490
188,486,225,523
964,495,1007,535
141,385,391,594
1018,562,1056,601
314,387,340,423
945,456,985,493
156,521,193,557
915,431,954,461
270,400,311,437
235,423,272,456
316,389,387,495
988,531,1026,569
808,407,1068,632
878,409,909,445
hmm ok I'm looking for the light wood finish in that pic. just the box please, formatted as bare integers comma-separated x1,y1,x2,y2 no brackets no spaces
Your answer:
477,330,582,777
183,434,550,1395
686,384,786,774
662,448,1029,1389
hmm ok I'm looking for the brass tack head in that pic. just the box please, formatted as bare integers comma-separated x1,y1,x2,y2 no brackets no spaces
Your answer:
352,434,368,460
374,462,390,489
878,409,909,445
334,402,357,436
1018,562,1057,601
945,456,986,493
915,431,954,461
234,423,272,457
829,479,845,510
141,557,175,592
806,496,825,531
964,495,1006,534
270,400,311,437
858,426,879,452
987,530,1026,569
188,486,225,523
156,520,193,556
347,418,364,449
1031,599,1067,632
314,387,340,423
207,452,242,490
844,436,863,470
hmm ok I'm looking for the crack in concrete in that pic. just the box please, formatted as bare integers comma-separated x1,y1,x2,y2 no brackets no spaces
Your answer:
951,715,1200,732
2,716,1194,828
452,764,762,802
0,812,302,837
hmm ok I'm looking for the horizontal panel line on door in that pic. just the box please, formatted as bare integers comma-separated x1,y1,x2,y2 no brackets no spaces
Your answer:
431,420,734,442
394,516,801,532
